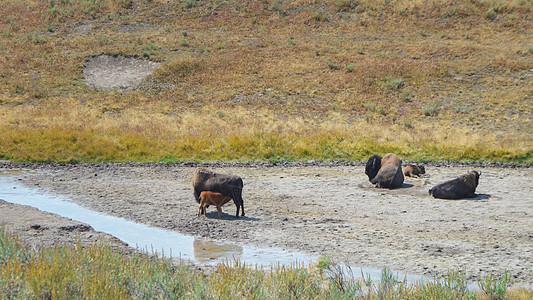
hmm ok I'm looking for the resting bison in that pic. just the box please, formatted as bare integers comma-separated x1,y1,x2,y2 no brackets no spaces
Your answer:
404,164,426,177
193,168,245,217
429,171,480,199
197,191,233,218
365,153,404,189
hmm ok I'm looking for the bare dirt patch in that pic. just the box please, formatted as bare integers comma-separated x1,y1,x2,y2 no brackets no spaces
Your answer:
0,163,531,285
83,54,160,90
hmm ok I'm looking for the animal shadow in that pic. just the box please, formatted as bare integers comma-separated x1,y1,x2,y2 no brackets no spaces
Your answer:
203,211,260,221
443,194,491,201
470,193,491,201
400,183,414,189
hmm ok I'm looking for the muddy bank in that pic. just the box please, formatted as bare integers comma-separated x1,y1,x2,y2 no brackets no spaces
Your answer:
0,199,130,253
0,163,531,284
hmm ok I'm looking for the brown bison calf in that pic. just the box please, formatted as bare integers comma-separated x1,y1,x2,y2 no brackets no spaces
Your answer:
365,153,404,189
404,164,426,177
197,191,233,218
429,171,481,199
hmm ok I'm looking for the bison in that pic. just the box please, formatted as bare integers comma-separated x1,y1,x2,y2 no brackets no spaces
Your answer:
197,191,233,218
365,153,404,189
193,168,245,217
429,171,480,199
404,164,426,178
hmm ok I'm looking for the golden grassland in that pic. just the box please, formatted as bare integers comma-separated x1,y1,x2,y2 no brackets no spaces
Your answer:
1,227,532,299
0,0,532,163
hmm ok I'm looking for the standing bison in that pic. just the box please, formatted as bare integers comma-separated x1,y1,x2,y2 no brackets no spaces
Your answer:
365,153,404,189
429,171,480,199
192,168,245,217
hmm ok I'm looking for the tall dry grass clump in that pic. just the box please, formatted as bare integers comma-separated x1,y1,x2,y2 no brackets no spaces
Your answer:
1,227,532,299
0,102,530,162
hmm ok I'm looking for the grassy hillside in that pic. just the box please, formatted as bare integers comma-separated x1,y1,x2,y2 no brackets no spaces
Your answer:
0,0,532,163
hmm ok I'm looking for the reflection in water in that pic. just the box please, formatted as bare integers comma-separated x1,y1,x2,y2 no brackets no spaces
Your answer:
0,171,313,267
193,239,243,264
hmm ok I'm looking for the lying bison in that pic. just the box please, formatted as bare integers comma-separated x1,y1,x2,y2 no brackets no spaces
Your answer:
193,168,245,217
365,153,404,189
404,164,426,178
429,171,480,199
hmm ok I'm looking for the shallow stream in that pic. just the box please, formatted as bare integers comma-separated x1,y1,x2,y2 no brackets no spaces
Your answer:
0,170,425,284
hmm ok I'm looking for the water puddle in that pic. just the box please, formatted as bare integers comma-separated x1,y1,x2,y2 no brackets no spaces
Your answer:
0,170,426,284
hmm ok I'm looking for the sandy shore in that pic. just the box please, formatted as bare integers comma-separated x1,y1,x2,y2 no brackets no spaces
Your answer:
0,162,531,284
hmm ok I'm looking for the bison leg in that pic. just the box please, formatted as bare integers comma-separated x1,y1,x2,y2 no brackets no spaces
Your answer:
216,206,224,218
232,188,245,217
197,204,203,217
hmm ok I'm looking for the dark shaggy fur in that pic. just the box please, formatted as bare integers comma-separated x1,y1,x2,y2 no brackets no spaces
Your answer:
429,171,481,199
192,168,245,217
365,153,404,189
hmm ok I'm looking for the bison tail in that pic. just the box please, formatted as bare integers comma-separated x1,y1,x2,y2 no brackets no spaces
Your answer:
428,188,433,196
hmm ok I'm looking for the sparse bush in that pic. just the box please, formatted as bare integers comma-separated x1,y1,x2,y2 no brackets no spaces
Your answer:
25,31,45,44
121,0,133,9
271,1,285,15
363,103,376,111
454,106,468,114
422,103,439,116
97,34,113,45
334,0,358,12
378,105,386,115
382,76,405,91
313,10,329,22
184,0,203,9
486,5,503,20
315,255,333,276
478,270,513,299
401,89,414,102
345,64,354,72
326,61,340,70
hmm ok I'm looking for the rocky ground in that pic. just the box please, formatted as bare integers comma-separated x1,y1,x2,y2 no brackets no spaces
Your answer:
0,162,531,285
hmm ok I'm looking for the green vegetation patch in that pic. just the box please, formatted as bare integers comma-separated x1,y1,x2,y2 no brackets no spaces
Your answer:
1,227,531,299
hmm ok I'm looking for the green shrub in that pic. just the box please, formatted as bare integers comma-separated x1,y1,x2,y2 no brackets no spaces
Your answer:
422,103,439,116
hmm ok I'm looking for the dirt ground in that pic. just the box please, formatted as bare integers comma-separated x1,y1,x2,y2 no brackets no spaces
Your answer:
0,162,531,285
83,54,160,90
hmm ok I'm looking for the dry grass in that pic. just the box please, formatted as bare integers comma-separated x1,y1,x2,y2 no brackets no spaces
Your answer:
0,0,531,163
2,227,532,299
